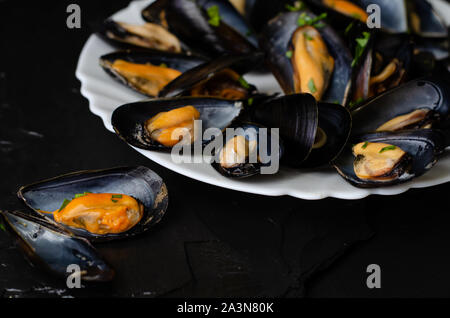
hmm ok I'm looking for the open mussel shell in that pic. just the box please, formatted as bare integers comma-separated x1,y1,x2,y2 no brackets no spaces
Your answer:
0,210,114,281
352,33,413,102
98,18,186,53
211,122,284,178
260,11,353,105
17,166,168,242
249,93,319,166
158,53,263,98
301,102,352,168
142,0,257,58
333,129,443,188
305,0,408,34
99,50,207,97
351,77,450,136
112,97,245,151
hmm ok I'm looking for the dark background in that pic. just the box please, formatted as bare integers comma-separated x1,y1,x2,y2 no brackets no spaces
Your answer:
0,0,449,298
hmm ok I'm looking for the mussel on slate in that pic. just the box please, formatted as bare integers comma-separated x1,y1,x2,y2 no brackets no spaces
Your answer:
0,210,114,281
17,166,168,242
99,50,207,97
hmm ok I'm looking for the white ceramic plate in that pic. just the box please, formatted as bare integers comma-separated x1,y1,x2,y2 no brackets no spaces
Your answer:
76,0,450,200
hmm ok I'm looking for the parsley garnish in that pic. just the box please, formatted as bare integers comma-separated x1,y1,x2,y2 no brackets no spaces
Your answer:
344,22,354,35
351,32,371,67
379,145,397,153
247,97,254,106
159,63,168,68
207,5,221,27
238,76,250,89
286,50,293,58
362,142,369,149
285,1,304,12
297,12,327,28
304,32,313,41
111,199,118,203
351,13,362,20
58,199,71,212
74,192,90,199
348,97,364,109
0,222,5,232
308,78,317,94
112,194,122,198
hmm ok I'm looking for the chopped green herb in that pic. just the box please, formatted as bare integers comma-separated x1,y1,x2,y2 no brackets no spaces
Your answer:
159,63,168,68
0,222,5,232
348,97,364,109
308,78,317,94
351,32,371,67
111,199,119,203
379,145,397,153
58,199,71,212
247,97,254,106
351,13,362,20
285,1,304,11
207,5,221,27
362,142,369,149
304,32,313,41
238,76,250,89
286,50,293,58
344,22,354,35
112,194,123,199
74,192,90,199
245,30,252,37
297,12,327,28
332,100,340,104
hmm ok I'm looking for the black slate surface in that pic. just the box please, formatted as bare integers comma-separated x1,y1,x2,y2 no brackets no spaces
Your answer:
0,0,449,298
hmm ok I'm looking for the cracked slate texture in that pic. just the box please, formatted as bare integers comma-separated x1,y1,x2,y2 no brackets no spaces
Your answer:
0,0,449,298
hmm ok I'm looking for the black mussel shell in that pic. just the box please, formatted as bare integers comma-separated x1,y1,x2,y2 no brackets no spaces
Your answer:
211,122,284,178
408,0,448,38
100,50,207,97
158,53,263,98
333,129,443,188
242,0,298,33
248,93,319,166
260,11,353,105
143,0,257,58
17,166,168,242
301,102,352,168
306,0,408,34
352,33,413,102
0,210,114,281
112,97,245,151
97,19,187,52
351,77,450,136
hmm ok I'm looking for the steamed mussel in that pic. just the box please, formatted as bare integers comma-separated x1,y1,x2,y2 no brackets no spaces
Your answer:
112,97,246,151
0,210,114,281
17,166,169,242
351,77,450,136
260,10,353,105
141,0,257,58
100,50,206,97
99,19,184,52
211,123,284,178
333,129,446,187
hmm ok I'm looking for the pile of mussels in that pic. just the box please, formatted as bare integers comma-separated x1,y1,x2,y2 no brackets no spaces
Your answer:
1,0,449,283
101,0,450,187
